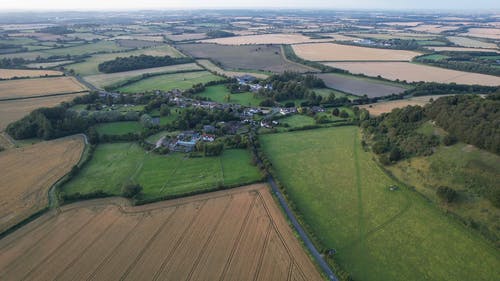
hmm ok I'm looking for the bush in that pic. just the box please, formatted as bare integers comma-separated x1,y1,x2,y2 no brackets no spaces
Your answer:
436,186,457,203
122,183,143,198
442,134,457,146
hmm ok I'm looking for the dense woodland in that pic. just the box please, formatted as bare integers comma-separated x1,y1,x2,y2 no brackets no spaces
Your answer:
426,94,500,155
98,55,193,73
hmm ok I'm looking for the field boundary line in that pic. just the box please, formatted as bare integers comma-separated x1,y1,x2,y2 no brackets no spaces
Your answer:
218,192,258,281
118,206,179,281
0,90,89,102
252,222,272,281
184,196,234,281
151,200,209,281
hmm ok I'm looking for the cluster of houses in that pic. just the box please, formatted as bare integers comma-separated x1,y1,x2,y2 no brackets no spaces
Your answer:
236,74,272,92
156,129,217,153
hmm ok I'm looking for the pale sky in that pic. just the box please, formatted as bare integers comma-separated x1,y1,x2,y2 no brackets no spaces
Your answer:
1,0,499,11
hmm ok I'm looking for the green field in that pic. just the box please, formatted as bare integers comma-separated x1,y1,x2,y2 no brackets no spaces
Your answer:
117,71,223,93
197,85,263,106
62,143,261,199
280,114,315,128
95,121,142,135
260,127,499,281
418,54,450,61
66,45,183,76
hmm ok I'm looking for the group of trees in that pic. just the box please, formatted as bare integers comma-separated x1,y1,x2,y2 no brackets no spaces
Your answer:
362,105,440,164
205,30,235,38
425,94,500,155
404,82,498,97
257,72,325,102
172,107,239,130
6,106,91,140
98,54,194,73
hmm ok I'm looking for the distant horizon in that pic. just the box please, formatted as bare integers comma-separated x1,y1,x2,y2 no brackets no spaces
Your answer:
1,0,499,12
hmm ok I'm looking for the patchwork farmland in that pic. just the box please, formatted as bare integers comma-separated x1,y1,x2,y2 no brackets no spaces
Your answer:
0,184,323,281
0,135,85,233
84,63,202,89
0,77,88,100
325,62,500,86
116,70,222,93
177,43,316,73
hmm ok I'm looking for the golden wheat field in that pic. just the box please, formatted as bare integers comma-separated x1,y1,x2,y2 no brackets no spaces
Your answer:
326,62,500,86
0,93,87,131
197,59,269,79
0,77,87,100
0,184,323,281
461,28,500,40
0,68,62,79
201,33,332,45
408,24,460,33
0,135,85,233
292,43,421,61
359,95,453,116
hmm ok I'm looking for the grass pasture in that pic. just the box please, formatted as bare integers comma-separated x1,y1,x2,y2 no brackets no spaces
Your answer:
178,43,315,73
260,127,500,281
84,63,202,88
326,62,500,86
387,142,500,244
0,135,84,233
117,71,223,93
62,143,262,200
292,43,421,61
316,73,407,98
0,77,87,100
197,85,263,106
446,36,498,49
0,184,322,281
95,121,142,136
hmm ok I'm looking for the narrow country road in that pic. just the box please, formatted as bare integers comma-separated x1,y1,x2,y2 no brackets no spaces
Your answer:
267,175,338,281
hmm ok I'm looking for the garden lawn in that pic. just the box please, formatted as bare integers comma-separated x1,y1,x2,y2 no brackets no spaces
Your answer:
260,126,499,281
117,71,223,93
95,121,142,136
197,85,263,106
62,143,261,200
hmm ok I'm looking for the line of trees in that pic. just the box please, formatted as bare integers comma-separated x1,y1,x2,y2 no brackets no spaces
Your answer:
98,54,194,73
